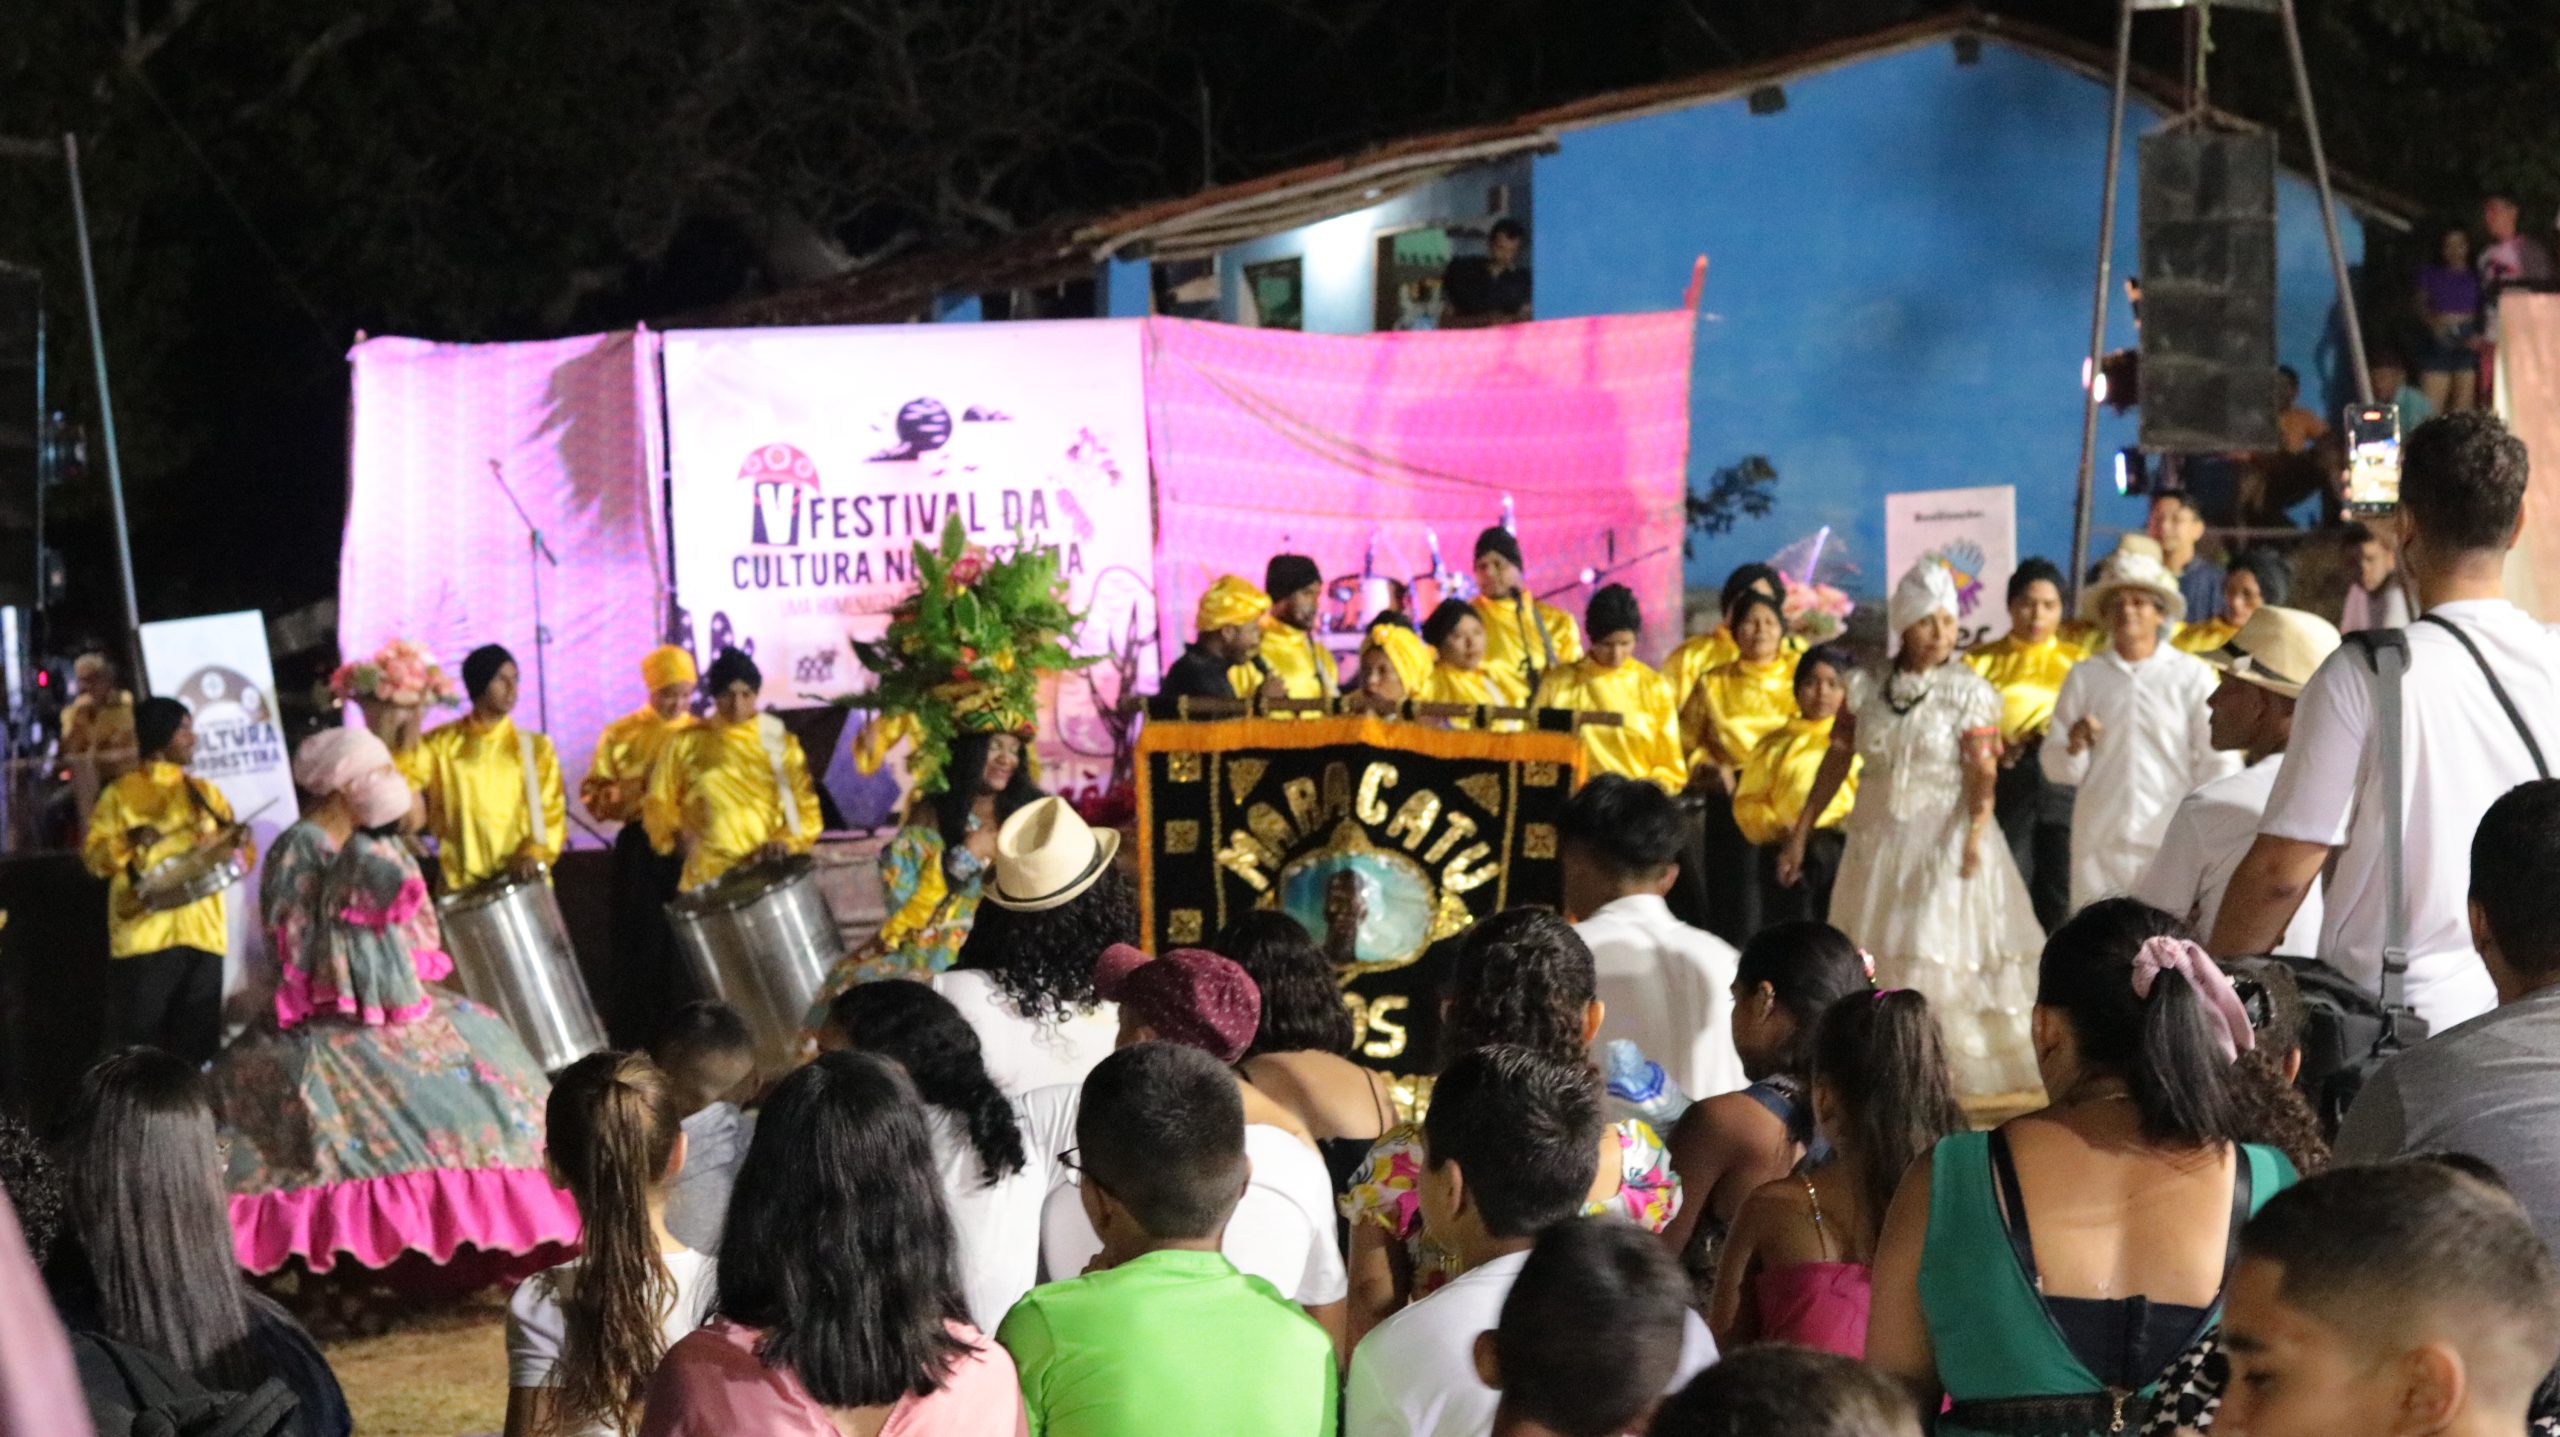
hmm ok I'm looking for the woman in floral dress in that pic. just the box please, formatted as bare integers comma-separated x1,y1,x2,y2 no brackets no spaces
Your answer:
212,726,577,1274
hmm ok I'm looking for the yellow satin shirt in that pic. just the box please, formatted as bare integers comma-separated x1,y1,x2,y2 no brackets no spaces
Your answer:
1683,656,1798,771
1731,717,1859,845
1256,619,1340,701
1532,658,1686,792
1661,628,1807,712
644,716,822,891
2172,617,2238,655
1964,633,2088,750
1473,592,1586,705
1418,664,1521,731
581,707,698,823
82,762,252,956
401,716,567,889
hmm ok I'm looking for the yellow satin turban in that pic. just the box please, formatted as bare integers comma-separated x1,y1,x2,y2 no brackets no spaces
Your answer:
641,644,698,691
1366,624,1434,696
1197,575,1272,635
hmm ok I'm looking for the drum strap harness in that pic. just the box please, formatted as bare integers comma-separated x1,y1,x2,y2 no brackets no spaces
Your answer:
759,714,803,840
516,731,548,852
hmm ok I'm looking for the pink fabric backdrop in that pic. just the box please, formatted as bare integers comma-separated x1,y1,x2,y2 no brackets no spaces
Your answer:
340,330,667,840
1144,313,1695,665
2498,294,2560,622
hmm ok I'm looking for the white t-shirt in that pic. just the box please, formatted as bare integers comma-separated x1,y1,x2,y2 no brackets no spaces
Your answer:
2260,600,2560,1029
1040,1121,1350,1307
2042,645,2238,910
1576,893,1744,1102
935,1083,1079,1333
932,968,1120,1096
507,1247,719,1437
1343,1247,1716,1437
2134,755,2323,956
660,1103,751,1256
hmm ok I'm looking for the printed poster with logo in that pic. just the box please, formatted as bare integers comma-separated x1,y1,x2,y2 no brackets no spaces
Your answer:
1883,485,2017,652
661,322,1157,796
138,611,299,1017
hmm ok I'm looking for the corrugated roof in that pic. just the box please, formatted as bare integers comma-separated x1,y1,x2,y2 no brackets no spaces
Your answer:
679,9,2414,329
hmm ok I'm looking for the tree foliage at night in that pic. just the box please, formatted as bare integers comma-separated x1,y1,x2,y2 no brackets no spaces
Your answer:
0,0,2552,630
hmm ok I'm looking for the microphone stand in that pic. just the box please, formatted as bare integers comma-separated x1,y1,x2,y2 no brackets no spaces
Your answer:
485,459,560,735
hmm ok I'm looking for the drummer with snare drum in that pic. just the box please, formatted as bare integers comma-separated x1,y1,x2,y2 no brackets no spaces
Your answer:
583,643,702,1041
81,696,256,1066
400,644,567,891
643,648,821,893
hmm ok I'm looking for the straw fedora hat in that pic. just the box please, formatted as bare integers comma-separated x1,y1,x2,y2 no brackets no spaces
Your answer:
985,795,1121,912
2204,605,2342,701
2078,549,2188,624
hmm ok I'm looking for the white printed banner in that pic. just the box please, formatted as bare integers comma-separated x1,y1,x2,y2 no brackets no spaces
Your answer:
140,611,299,1014
1884,485,2018,652
662,321,1157,797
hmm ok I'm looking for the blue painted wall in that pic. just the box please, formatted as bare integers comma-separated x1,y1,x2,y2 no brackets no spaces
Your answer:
1530,38,2370,597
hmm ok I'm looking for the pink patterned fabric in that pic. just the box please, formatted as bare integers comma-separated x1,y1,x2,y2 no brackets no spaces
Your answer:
229,1166,582,1275
340,874,430,930
340,331,667,840
1145,314,1694,665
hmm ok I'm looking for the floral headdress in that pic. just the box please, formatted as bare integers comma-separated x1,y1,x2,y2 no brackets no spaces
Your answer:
329,639,463,709
848,513,1086,794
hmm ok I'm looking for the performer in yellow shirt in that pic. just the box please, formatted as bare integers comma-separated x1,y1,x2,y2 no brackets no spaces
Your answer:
60,650,139,831
1417,600,1517,730
1733,644,1860,926
1350,616,1436,710
1683,589,1801,942
82,697,254,1066
583,643,702,1040
2172,549,2286,656
1961,558,2082,931
1532,584,1685,792
402,644,567,892
1469,526,1584,704
1660,563,1803,716
645,647,822,893
1256,553,1340,706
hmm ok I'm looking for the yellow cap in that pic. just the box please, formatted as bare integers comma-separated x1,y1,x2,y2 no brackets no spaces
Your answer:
640,645,698,691
1197,575,1272,634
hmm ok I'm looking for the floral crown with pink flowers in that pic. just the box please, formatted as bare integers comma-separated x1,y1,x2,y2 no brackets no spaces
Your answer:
328,639,462,709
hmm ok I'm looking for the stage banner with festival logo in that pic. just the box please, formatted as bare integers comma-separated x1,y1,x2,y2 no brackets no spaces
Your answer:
1884,485,2017,651
139,611,298,1017
1137,716,1585,1071
1143,313,1694,669
661,322,1157,799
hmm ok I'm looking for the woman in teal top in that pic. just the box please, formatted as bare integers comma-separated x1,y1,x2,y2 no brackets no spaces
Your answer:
1868,899,2296,1436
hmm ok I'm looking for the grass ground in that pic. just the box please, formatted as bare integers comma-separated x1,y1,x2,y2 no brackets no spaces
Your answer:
323,1298,506,1437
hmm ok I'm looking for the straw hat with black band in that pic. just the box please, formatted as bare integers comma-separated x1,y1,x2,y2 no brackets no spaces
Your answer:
984,796,1121,912
2202,606,2342,702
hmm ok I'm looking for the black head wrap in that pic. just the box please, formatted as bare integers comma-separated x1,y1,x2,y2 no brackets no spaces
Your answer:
2231,548,2294,608
1473,526,1523,569
461,644,515,700
704,646,762,695
135,697,190,758
1421,599,1477,649
1720,563,1784,616
1586,583,1642,642
1264,554,1322,601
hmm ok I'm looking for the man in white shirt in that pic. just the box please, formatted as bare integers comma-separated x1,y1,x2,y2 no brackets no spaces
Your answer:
2214,413,2560,1031
2044,549,2240,912
1345,1047,1714,1437
1561,774,1743,1101
2135,606,2341,953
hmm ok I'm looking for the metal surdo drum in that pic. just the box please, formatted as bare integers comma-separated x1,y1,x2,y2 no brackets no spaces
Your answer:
665,854,843,1072
435,873,607,1073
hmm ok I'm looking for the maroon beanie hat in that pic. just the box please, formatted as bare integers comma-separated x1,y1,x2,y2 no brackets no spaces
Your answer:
1094,943,1262,1064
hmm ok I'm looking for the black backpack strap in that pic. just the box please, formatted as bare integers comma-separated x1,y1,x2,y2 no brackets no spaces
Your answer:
2416,614,2551,779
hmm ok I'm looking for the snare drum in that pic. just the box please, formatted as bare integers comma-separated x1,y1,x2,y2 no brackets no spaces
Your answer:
133,833,251,913
665,854,844,1073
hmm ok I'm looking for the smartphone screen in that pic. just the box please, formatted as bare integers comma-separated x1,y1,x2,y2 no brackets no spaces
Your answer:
2345,404,2401,513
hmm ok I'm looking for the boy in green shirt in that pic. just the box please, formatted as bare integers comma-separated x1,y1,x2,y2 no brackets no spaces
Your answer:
997,1042,1338,1437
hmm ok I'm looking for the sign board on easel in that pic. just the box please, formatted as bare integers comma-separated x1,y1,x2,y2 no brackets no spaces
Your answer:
1883,485,2018,652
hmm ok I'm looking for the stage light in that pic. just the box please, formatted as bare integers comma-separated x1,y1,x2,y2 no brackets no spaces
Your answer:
2113,447,2152,497
2084,349,2140,412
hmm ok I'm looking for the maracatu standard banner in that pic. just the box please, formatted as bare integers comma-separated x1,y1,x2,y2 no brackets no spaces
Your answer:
1137,716,1584,1075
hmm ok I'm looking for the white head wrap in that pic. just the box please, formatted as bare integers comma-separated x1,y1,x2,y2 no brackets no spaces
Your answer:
1888,558,1961,639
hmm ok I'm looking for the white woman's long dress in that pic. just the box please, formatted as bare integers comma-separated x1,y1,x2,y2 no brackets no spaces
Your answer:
1827,662,2044,1096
